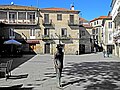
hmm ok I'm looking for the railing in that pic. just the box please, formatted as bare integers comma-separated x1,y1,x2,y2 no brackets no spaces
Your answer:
0,19,38,25
42,34,72,40
60,35,71,40
42,19,53,25
42,35,50,40
68,20,79,26
113,30,120,38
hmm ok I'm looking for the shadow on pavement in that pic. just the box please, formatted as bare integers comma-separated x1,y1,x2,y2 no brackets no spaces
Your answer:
0,86,33,90
7,74,28,80
0,83,34,90
0,84,34,90
0,55,36,79
62,62,120,90
0,55,36,71
62,78,86,87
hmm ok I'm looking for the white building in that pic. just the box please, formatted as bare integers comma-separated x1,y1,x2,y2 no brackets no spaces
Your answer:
90,16,109,52
111,0,120,57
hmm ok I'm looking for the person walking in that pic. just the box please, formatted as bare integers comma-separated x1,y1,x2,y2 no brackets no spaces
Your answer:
103,49,106,57
94,47,96,53
107,49,110,57
54,44,64,87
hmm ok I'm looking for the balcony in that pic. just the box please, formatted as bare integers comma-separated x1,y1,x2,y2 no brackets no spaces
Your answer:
60,35,71,40
68,20,79,26
0,19,38,25
42,35,51,41
42,19,53,25
113,30,120,38
60,35,73,43
42,19,55,29
68,20,79,29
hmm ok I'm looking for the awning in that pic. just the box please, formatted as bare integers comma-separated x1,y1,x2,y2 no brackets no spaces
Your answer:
26,40,40,44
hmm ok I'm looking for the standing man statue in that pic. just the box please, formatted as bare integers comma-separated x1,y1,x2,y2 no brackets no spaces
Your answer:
54,44,64,87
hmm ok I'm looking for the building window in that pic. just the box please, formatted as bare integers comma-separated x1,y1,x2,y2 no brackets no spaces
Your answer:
30,29,35,36
70,15,74,24
9,13,16,22
91,23,92,26
61,28,67,37
30,14,35,20
108,22,112,28
92,29,95,34
96,28,98,34
94,21,96,25
57,14,62,20
44,14,49,23
109,32,112,40
18,12,26,20
0,11,7,19
109,34,111,40
9,28,15,37
81,31,85,36
44,28,49,36
97,21,98,24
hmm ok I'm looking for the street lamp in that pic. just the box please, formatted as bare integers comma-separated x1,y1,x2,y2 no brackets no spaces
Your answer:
55,33,60,44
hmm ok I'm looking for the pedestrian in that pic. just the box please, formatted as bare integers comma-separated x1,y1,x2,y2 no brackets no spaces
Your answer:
54,44,64,87
94,47,96,53
107,49,110,57
103,49,106,57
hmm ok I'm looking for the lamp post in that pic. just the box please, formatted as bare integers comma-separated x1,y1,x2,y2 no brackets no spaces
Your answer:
55,33,60,44
37,0,39,8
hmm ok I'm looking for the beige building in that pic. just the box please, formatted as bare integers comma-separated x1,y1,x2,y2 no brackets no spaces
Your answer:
79,18,93,54
0,5,80,55
0,5,41,54
39,7,80,54
102,17,114,54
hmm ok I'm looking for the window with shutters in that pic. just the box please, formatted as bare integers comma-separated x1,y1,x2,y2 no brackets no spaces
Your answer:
61,28,67,37
57,14,62,21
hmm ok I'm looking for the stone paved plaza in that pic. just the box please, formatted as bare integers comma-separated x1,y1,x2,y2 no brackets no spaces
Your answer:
0,52,120,90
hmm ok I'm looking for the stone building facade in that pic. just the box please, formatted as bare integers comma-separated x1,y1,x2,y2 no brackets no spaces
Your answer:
39,7,80,54
0,5,80,55
79,18,93,54
0,5,41,54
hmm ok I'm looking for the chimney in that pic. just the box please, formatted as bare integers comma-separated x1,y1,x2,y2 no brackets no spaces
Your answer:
11,2,14,5
70,3,74,10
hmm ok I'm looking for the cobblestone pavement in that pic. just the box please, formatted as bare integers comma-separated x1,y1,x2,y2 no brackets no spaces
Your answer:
0,52,120,90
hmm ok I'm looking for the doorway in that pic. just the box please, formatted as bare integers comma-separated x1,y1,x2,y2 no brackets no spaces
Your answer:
44,43,50,54
79,44,85,54
107,45,113,54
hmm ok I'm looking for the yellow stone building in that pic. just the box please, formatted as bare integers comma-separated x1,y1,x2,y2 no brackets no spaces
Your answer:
0,5,80,55
39,7,80,54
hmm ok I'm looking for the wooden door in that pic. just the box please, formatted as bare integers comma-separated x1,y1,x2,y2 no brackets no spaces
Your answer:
45,43,50,54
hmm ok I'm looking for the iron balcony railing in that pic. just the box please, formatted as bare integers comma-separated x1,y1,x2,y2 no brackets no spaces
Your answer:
68,20,79,26
0,19,38,25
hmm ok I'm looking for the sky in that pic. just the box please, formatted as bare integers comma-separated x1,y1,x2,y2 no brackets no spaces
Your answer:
0,0,112,21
